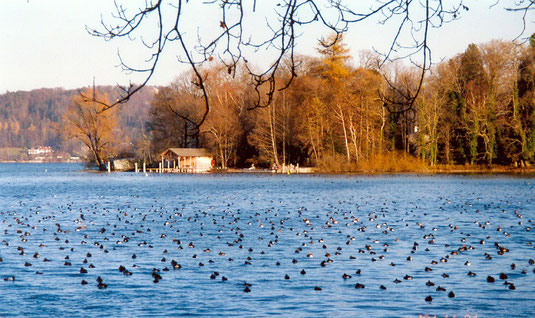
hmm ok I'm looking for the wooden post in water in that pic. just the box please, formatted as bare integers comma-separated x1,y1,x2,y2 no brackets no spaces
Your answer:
135,162,138,173
143,161,146,174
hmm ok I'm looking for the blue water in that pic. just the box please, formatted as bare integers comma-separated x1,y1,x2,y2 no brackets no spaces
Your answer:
0,163,534,317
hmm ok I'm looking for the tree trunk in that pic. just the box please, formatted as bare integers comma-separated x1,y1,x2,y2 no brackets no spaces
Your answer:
269,105,280,167
336,104,351,162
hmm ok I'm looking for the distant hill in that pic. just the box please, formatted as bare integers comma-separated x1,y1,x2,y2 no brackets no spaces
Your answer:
0,86,155,159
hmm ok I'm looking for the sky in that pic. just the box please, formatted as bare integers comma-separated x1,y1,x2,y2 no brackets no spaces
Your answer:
1,0,533,93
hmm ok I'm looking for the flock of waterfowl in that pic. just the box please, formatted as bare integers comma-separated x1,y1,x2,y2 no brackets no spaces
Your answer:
0,176,534,316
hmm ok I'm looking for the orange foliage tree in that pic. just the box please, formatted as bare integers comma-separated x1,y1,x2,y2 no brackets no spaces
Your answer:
62,89,117,170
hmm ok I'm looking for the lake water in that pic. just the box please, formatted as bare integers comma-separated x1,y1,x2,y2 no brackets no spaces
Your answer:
0,163,534,317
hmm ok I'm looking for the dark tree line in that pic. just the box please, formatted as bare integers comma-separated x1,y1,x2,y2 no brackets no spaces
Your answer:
416,37,535,166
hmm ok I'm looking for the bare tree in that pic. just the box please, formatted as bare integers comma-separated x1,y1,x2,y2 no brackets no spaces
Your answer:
63,89,118,170
86,0,532,121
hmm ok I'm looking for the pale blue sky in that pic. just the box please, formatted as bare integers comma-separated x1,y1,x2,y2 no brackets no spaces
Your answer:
1,1,532,93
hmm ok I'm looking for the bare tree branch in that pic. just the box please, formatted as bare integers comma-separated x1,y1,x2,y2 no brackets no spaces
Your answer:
87,0,534,119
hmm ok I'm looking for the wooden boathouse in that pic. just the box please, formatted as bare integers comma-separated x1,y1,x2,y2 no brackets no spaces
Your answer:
159,148,213,173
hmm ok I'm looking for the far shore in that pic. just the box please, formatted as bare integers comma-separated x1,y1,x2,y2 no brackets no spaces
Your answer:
2,161,535,175
0,160,82,164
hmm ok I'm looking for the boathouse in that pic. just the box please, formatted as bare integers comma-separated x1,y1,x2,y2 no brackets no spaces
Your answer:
159,148,213,173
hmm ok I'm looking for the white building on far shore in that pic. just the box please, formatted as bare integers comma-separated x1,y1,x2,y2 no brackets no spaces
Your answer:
28,146,53,155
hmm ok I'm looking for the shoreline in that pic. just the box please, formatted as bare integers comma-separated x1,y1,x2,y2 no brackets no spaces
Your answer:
217,166,535,175
0,161,82,164
139,167,535,175
2,161,535,175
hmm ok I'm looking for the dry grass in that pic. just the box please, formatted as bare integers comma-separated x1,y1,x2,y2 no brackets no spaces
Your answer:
294,152,534,174
316,151,429,173
356,152,429,173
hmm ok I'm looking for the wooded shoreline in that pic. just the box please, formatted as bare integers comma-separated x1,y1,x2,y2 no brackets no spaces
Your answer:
3,37,535,172
2,161,535,175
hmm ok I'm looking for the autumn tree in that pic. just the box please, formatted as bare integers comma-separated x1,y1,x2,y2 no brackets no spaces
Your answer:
380,63,420,153
62,89,117,170
316,34,354,163
149,75,205,153
248,90,293,168
474,40,516,164
347,67,384,162
201,65,246,169
416,72,446,165
295,90,329,164
289,67,327,165
248,58,309,168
